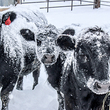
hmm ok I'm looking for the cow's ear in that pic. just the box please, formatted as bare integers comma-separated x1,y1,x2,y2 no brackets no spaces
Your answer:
62,28,75,36
56,35,75,51
2,11,16,25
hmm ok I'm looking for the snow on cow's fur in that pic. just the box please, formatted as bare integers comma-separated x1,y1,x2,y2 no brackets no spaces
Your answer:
56,27,110,110
2,15,37,70
36,27,76,110
37,24,60,65
1,6,47,70
0,6,47,110
76,27,110,93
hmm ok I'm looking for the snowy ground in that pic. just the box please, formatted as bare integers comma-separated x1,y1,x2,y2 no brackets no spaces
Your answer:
0,1,110,110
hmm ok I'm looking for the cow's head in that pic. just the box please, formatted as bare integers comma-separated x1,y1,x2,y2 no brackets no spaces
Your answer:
76,27,110,94
37,24,60,65
56,27,110,94
1,11,38,69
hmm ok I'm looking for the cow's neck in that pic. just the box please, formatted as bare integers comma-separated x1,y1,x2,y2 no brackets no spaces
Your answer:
44,54,65,89
62,65,105,110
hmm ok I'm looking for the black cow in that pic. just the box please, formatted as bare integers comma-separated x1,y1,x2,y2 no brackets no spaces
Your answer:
1,6,48,91
56,27,110,110
37,25,75,110
16,28,41,90
0,6,47,110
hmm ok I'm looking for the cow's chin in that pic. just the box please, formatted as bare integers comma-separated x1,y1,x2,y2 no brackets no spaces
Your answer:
87,77,110,94
43,61,56,66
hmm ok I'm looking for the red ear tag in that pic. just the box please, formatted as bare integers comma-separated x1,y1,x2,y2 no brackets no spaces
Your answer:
5,16,11,25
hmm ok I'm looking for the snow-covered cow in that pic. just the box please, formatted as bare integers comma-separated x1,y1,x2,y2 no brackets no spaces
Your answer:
56,27,110,110
37,26,75,110
0,6,47,110
1,6,48,91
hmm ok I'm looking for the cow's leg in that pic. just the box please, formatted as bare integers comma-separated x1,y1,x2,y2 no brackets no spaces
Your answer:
1,94,9,110
32,66,40,90
16,76,23,90
1,75,18,110
57,91,64,110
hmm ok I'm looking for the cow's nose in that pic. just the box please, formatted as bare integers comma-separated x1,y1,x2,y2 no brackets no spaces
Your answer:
42,54,56,64
44,54,55,61
46,47,54,53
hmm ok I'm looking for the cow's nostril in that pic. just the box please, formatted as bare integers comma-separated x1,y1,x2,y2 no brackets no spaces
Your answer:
44,55,47,59
42,54,56,65
52,55,55,60
94,82,101,90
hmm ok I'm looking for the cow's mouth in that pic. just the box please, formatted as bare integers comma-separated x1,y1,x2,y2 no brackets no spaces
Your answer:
41,54,56,65
87,77,110,94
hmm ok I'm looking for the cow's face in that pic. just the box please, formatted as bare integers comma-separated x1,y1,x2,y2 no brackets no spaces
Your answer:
37,25,60,65
76,27,110,94
1,11,37,38
1,11,38,69
57,27,110,94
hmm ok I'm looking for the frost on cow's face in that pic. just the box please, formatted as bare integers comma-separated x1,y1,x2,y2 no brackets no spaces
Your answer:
1,11,38,69
57,27,110,94
37,25,60,65
76,27,110,94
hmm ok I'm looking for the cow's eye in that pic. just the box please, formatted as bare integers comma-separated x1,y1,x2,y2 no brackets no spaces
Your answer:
37,39,42,46
20,29,35,41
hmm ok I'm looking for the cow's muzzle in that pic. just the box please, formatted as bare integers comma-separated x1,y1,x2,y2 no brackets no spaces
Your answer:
41,54,56,65
87,78,110,94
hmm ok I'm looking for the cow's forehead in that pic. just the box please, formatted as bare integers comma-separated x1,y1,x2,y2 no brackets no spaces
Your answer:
77,27,110,61
78,27,110,50
78,27,109,41
37,24,58,41
37,31,57,41
78,42,109,63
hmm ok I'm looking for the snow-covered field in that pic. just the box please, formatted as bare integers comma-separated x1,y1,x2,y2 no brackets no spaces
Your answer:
0,1,110,110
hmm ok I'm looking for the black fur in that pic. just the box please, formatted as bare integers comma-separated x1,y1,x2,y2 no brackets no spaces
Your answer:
57,27,110,110
61,61,106,110
62,28,75,36
37,26,72,110
0,43,19,110
17,28,40,90
44,53,66,110
85,27,104,34
0,11,40,110
57,35,75,51
16,29,40,90
45,53,65,89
